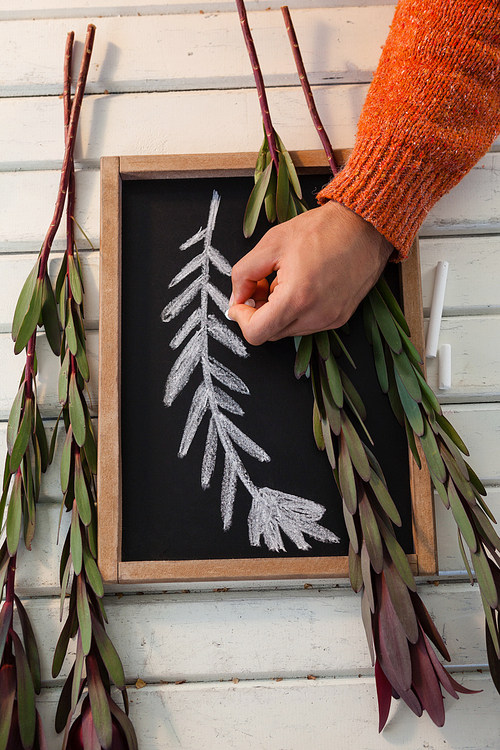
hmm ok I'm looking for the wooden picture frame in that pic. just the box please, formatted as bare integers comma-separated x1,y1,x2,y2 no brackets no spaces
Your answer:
98,151,437,584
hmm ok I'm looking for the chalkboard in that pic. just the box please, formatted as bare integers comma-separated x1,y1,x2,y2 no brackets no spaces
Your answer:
98,153,436,584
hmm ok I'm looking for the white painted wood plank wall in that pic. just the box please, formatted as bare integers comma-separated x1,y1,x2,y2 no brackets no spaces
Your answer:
1,1,499,747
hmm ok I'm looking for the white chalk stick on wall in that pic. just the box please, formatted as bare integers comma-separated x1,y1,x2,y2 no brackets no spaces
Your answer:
426,260,449,358
438,344,452,389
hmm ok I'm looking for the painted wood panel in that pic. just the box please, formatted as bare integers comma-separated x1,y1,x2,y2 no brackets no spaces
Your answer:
0,8,393,96
1,0,397,22
16,581,488,686
420,235,500,316
3,154,500,253
34,673,499,750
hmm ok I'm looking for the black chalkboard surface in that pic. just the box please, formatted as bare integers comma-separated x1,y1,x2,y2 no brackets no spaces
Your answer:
98,153,436,584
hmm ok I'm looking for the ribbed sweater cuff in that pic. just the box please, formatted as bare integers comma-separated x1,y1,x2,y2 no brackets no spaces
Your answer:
316,136,462,260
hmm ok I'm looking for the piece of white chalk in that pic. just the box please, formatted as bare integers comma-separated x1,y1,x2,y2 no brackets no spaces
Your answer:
225,298,255,320
438,344,452,389
426,260,449,358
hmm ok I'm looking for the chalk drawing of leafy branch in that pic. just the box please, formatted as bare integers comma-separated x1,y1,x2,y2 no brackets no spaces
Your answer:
161,190,340,552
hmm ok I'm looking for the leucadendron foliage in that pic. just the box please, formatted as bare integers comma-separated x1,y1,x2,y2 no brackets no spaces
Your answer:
1,26,138,750
239,0,500,729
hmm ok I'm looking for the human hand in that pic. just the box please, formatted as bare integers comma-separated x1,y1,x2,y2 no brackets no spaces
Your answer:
228,200,394,345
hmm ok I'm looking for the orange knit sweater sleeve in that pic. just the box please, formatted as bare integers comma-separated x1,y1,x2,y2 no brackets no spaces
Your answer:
317,0,500,259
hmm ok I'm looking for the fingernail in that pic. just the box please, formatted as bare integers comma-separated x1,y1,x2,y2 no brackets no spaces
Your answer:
245,298,255,308
225,309,234,321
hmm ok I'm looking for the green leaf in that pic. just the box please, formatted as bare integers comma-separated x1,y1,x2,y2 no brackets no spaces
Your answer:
391,349,422,403
276,152,290,224
58,349,71,405
83,416,97,476
338,431,357,514
371,318,388,393
69,374,86,447
320,418,336,470
87,653,113,750
441,445,476,506
49,411,62,465
339,367,367,423
6,471,22,555
312,400,325,451
472,544,498,609
349,544,363,593
74,453,92,526
294,335,313,379
314,331,330,361
76,333,90,383
414,367,441,415
375,275,411,337
457,529,474,585
323,383,341,437
358,492,383,574
368,287,402,354
0,547,9,597
275,131,302,198
71,505,83,576
386,363,405,426
395,370,424,436
14,596,41,695
343,500,360,553
34,406,49,475
340,412,370,481
310,360,326,420
52,608,76,678
471,504,500,553
76,574,92,655
65,305,79,355
14,278,43,354
71,633,85,714
60,425,73,494
10,398,34,473
467,463,487,497
264,166,277,224
394,320,423,367
404,416,422,470
447,479,477,552
11,629,36,750
60,553,72,622
59,280,67,330
0,663,16,750
419,419,446,484
369,470,401,526
6,384,24,456
91,613,125,690
83,546,104,599
243,161,273,238
485,603,500,670
12,258,40,342
41,272,61,355
329,329,356,369
67,253,83,305
378,516,416,591
324,354,343,408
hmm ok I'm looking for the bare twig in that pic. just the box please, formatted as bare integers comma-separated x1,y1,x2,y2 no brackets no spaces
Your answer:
235,0,279,169
281,6,337,175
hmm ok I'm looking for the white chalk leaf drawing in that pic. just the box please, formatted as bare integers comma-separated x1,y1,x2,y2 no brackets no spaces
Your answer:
161,190,340,552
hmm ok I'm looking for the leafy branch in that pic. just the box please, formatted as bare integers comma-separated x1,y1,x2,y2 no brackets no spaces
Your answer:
237,1,500,729
235,0,308,238
162,190,339,552
50,30,137,750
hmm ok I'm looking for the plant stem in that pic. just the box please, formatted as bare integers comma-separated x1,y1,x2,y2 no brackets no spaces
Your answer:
24,334,36,400
281,6,338,175
38,24,95,280
235,0,279,170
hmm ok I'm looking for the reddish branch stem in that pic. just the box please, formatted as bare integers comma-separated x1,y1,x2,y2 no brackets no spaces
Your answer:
235,0,279,170
25,334,36,399
38,24,95,280
281,6,338,175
